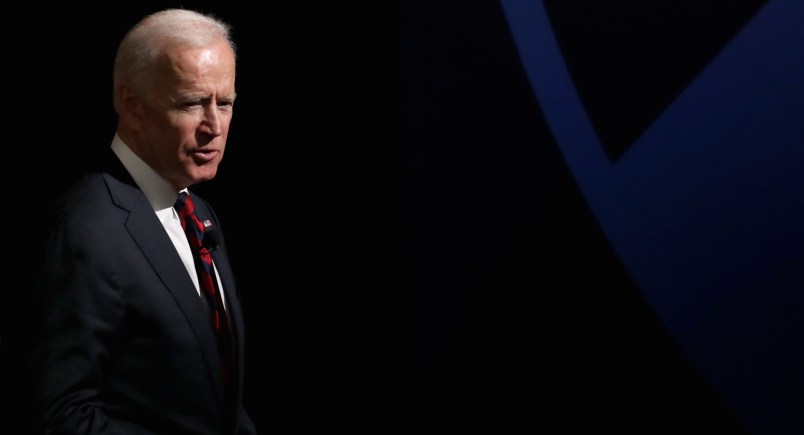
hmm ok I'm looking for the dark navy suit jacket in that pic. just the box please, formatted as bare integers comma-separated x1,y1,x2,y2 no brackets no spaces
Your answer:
29,155,256,435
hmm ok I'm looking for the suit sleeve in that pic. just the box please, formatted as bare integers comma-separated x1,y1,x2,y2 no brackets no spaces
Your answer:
30,221,128,434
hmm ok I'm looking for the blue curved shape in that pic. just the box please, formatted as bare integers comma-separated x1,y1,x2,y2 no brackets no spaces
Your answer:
502,1,804,433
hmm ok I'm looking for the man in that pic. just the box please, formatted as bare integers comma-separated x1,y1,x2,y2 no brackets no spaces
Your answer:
28,8,256,434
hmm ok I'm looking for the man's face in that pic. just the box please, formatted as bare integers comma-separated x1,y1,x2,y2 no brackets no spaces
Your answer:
135,39,237,190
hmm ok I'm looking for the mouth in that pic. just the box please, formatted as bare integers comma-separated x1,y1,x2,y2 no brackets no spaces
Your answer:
190,149,219,163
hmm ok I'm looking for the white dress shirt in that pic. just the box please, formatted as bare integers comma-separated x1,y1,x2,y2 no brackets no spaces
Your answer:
111,133,227,310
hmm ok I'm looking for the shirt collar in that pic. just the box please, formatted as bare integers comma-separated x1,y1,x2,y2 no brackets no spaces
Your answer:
111,133,185,211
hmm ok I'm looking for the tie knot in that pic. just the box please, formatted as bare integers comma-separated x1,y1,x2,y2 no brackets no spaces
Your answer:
174,191,195,219
174,192,219,254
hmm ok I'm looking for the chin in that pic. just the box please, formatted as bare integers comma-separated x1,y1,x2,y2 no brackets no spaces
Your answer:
193,173,217,184
189,164,219,182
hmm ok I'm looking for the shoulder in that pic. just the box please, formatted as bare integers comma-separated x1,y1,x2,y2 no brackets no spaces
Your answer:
49,172,141,226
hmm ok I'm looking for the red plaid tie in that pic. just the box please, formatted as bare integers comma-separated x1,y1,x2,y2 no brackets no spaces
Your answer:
174,192,235,391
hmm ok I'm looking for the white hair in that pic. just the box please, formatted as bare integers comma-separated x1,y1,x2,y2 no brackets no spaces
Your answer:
112,8,236,112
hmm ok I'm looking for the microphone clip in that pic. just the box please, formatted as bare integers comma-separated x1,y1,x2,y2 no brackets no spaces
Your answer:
200,219,222,255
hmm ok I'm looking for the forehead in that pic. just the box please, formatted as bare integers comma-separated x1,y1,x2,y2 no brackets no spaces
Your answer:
156,40,236,91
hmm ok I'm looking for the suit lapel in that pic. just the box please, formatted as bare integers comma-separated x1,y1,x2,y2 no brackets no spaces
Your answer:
103,174,227,407
191,195,248,390
212,246,246,387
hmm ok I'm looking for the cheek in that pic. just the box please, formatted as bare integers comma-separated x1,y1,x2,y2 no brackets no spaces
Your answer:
168,120,205,149
169,115,200,134
144,114,183,144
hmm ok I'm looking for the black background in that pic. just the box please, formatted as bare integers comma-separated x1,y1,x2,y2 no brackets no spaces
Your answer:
2,1,753,433
4,1,401,432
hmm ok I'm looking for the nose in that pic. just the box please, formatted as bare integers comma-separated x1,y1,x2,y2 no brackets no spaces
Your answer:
200,104,223,137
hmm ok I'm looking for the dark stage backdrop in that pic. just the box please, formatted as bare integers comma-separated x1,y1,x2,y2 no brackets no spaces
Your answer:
3,1,802,434
399,1,802,434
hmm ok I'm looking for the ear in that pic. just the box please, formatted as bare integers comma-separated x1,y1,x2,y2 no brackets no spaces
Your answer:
117,83,145,130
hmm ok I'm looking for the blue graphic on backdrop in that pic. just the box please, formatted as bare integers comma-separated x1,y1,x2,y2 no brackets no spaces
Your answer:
501,1,804,433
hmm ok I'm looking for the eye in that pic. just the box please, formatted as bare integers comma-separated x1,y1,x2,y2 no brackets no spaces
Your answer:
180,100,202,110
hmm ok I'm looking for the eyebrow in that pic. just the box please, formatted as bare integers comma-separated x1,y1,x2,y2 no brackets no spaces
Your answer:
179,92,237,101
